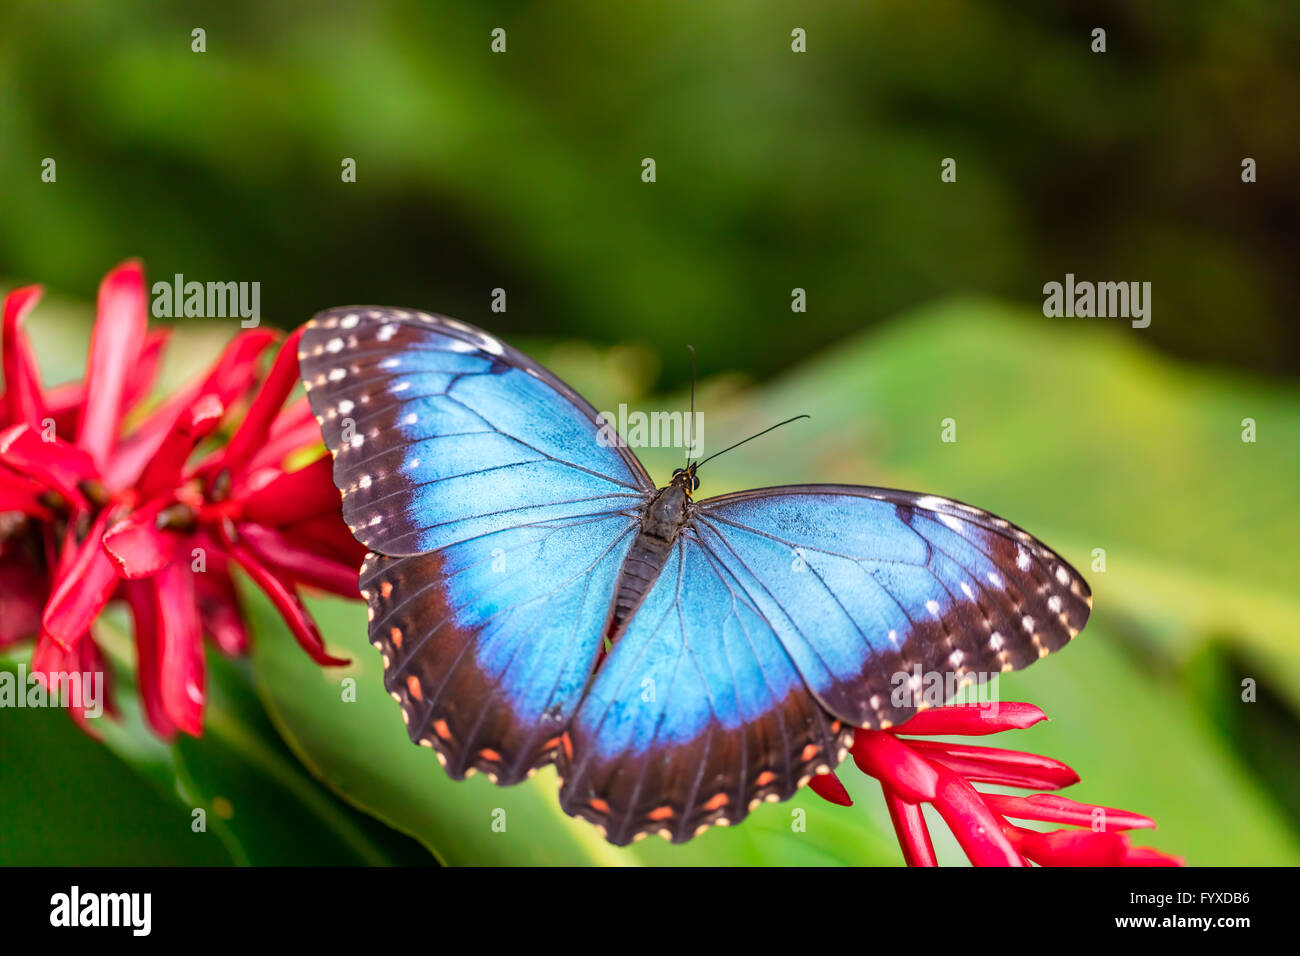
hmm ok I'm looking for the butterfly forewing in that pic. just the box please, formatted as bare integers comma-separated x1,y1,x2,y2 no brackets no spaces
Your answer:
298,307,652,557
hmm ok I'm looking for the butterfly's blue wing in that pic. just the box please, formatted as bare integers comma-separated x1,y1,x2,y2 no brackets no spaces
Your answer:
361,512,639,782
558,484,1089,843
299,307,653,781
299,307,652,557
694,486,1091,729
558,533,850,845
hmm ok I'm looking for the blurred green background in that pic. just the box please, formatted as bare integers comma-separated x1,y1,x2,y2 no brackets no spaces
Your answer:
2,1,1298,865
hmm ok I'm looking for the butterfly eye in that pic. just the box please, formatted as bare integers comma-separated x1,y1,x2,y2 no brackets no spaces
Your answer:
672,468,685,479
691,474,700,492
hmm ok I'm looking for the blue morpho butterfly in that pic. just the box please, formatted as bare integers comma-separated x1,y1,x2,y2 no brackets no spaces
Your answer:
298,307,1091,846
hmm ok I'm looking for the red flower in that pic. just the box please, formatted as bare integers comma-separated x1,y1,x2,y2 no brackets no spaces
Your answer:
0,261,363,736
809,701,1185,866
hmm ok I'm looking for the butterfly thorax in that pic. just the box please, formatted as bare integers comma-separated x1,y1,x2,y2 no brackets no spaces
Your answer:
606,481,693,641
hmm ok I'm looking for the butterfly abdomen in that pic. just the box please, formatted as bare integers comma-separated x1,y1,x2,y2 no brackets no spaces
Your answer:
606,484,691,640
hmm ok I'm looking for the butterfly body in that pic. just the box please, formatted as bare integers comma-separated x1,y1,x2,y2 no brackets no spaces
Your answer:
607,474,693,641
299,307,1091,845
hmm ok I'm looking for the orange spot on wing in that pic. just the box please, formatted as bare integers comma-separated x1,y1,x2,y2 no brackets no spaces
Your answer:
479,748,501,762
590,798,610,814
389,626,402,649
560,731,574,761
648,805,674,821
432,719,451,740
703,793,729,811
406,675,423,701
755,771,777,787
800,744,819,762
380,581,393,598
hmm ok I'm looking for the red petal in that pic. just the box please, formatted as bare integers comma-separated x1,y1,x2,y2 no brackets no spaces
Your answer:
136,393,225,500
105,328,277,489
193,554,247,655
41,507,121,648
123,580,176,738
218,327,302,475
219,525,348,666
245,397,323,472
280,512,368,569
77,261,148,470
1121,844,1186,867
107,392,194,490
199,329,280,407
0,472,52,519
79,633,115,721
2,284,47,427
0,550,47,645
807,770,853,807
236,455,343,527
123,329,170,413
56,329,172,428
102,504,183,579
234,522,360,598
39,382,82,441
907,739,1080,791
30,631,111,732
983,793,1156,831
892,702,1048,736
1006,825,1128,866
930,763,1027,866
851,729,939,802
883,788,937,866
152,559,205,735
0,423,97,509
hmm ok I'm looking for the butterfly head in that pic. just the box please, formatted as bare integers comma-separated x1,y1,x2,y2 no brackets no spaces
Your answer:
671,464,700,497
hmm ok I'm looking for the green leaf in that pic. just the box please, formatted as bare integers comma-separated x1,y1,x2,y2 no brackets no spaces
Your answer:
0,655,231,866
172,652,431,865
81,613,430,866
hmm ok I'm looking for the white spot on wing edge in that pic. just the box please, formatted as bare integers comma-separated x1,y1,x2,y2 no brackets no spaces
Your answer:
915,495,953,512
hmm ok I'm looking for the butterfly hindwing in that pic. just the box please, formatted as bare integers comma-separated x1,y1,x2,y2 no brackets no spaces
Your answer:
558,533,851,845
694,485,1092,729
363,510,640,783
298,307,652,556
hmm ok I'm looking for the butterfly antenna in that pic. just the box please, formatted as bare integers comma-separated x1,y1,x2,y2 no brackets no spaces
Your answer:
693,414,810,471
685,345,696,467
